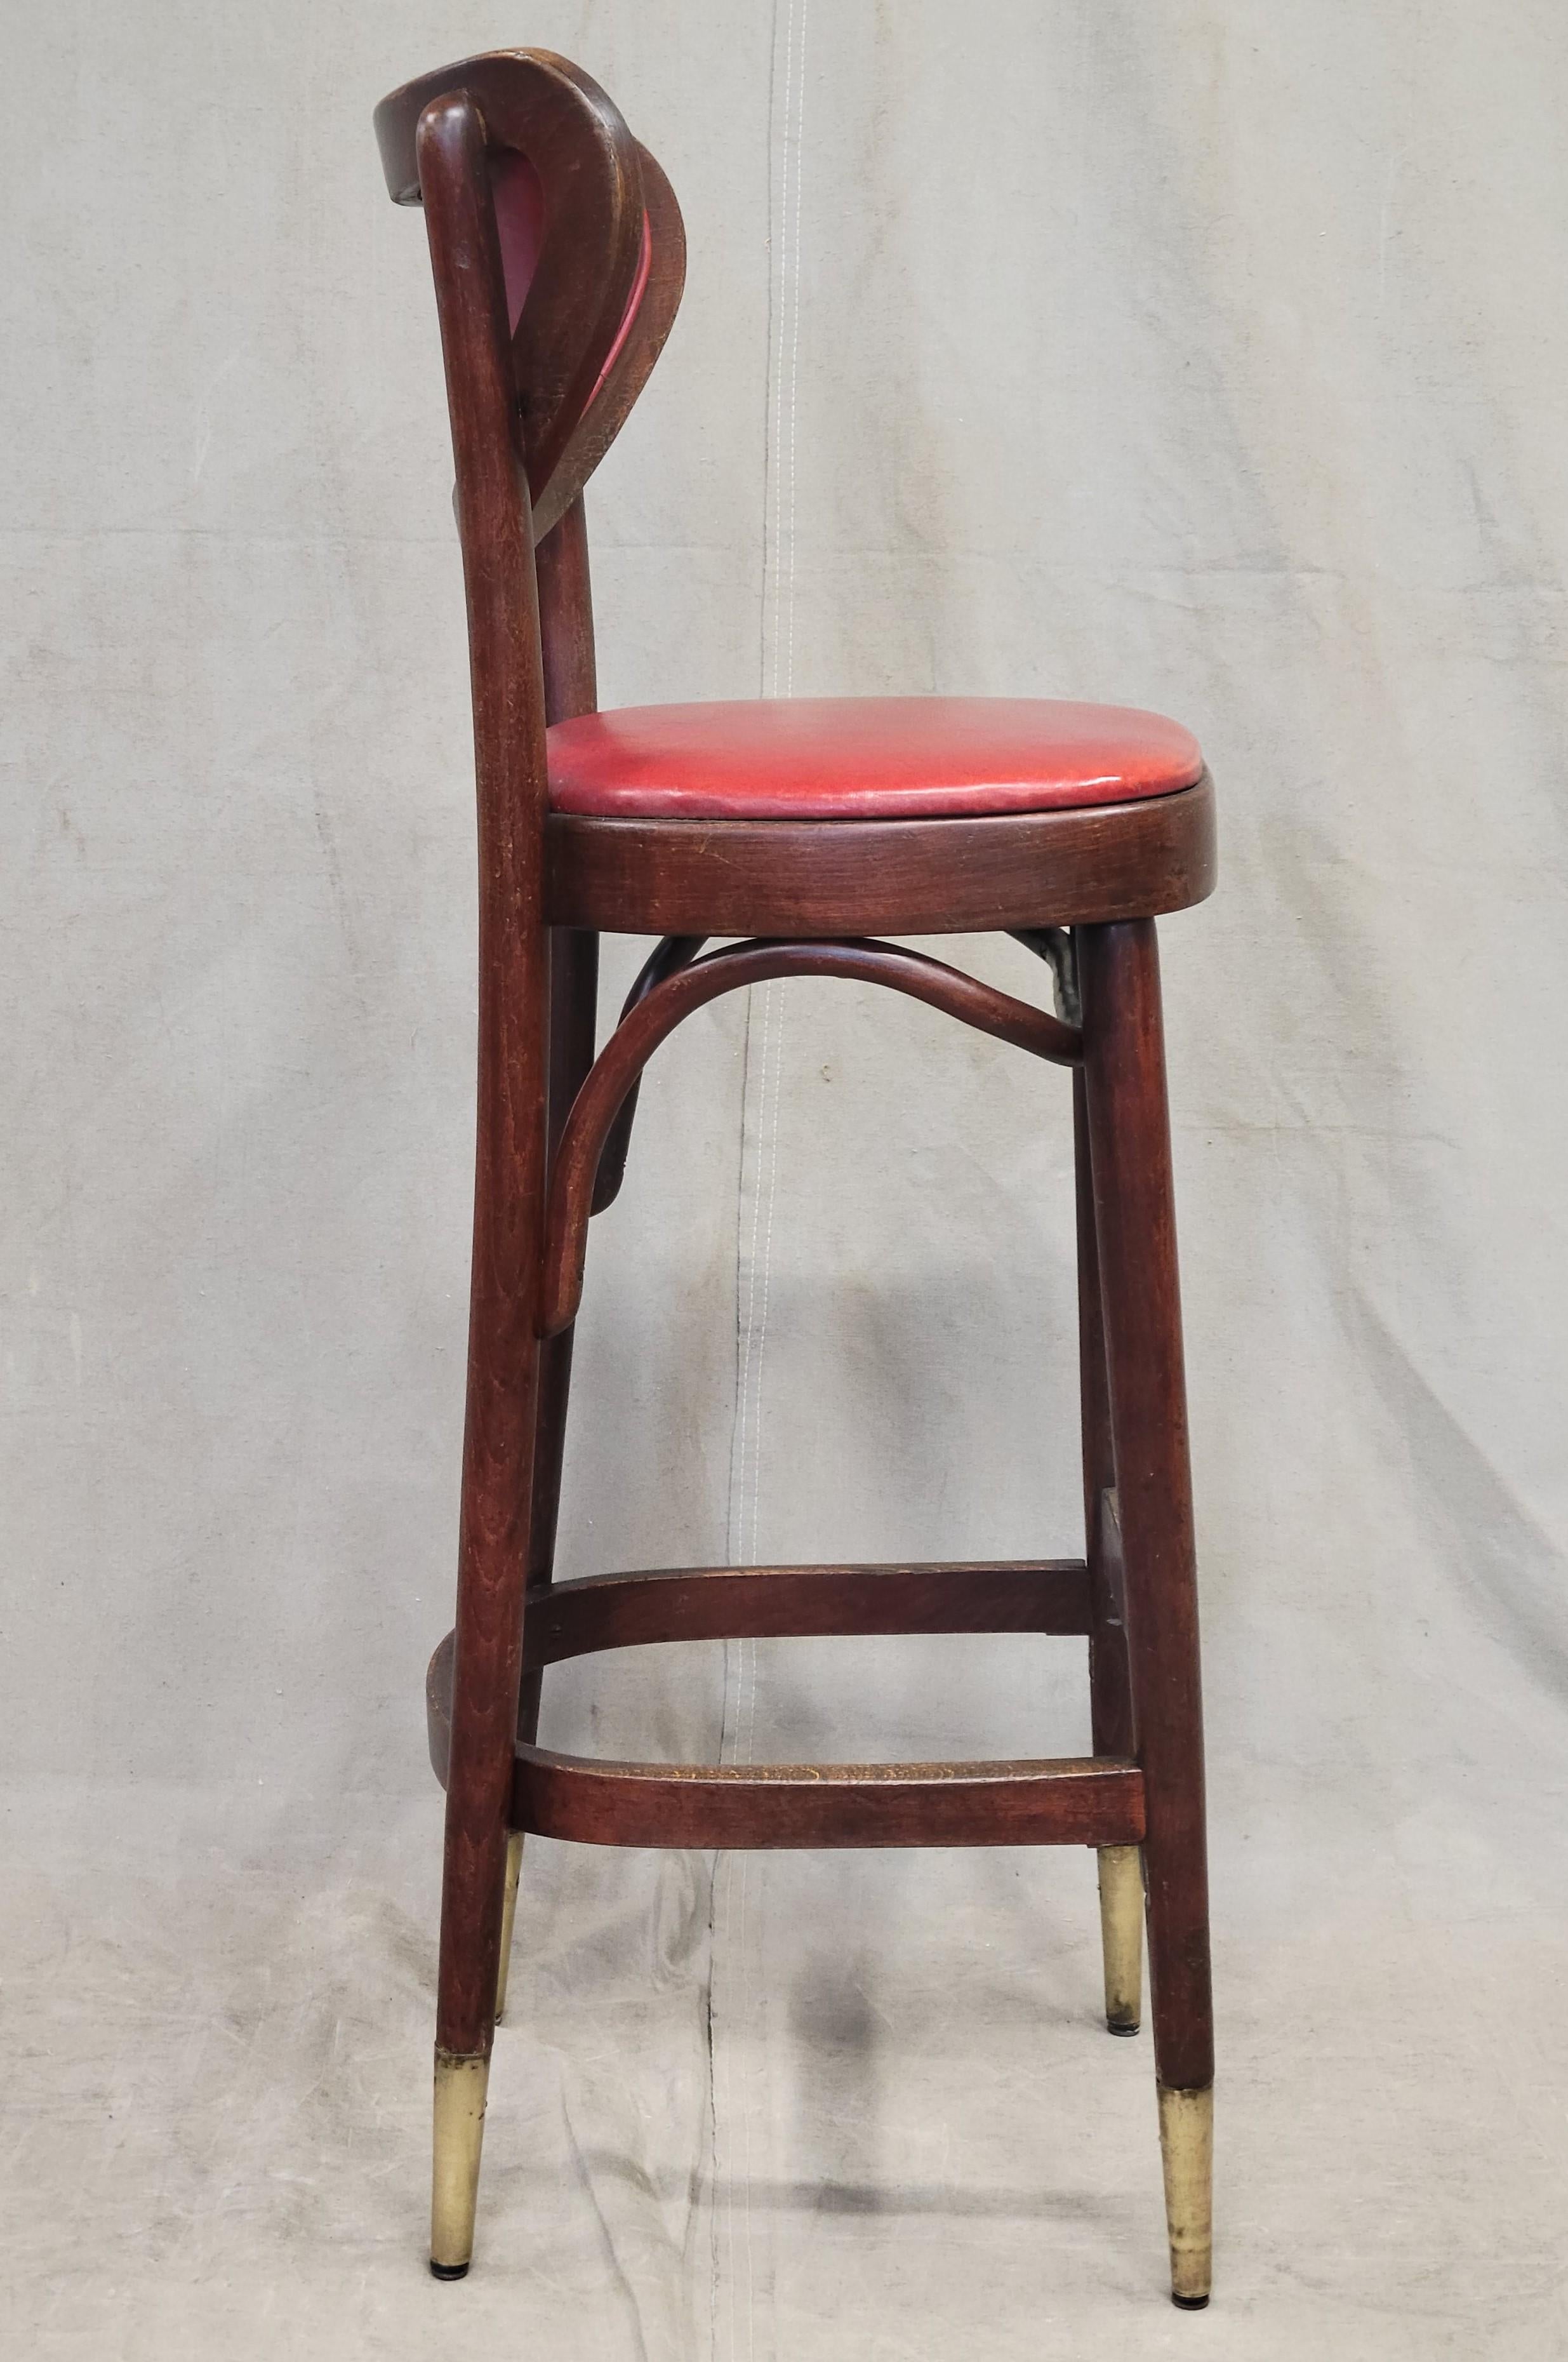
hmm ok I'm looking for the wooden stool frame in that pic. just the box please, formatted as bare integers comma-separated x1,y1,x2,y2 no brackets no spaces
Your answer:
374,48,1215,2309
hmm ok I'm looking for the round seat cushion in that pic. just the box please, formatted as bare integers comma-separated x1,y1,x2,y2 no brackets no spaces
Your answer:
547,695,1204,823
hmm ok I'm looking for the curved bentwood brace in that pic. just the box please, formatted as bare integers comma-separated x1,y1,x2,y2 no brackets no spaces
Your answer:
538,934,1083,1337
589,932,707,1215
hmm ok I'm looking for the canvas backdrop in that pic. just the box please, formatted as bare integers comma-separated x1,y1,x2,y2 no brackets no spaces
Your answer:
4,2,1567,2355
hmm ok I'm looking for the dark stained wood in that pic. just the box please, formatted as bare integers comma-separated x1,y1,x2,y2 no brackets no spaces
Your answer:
514,1747,1146,1850
1074,1065,1136,1763
535,494,598,724
519,498,602,1760
426,1561,1092,1787
376,58,685,542
418,91,552,2068
527,493,601,1596
535,140,688,539
527,1558,1093,1663
526,925,597,1603
541,935,1081,1335
543,773,1216,939
590,934,707,1215
1079,920,1213,2097
376,51,646,536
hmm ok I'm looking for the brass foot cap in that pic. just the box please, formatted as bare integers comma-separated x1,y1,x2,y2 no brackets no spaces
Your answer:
1158,2082,1214,2310
430,2260,470,2282
1107,2017,1140,2037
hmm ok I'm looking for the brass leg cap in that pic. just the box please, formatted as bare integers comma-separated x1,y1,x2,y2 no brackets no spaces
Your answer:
1158,2083,1213,2307
1096,1845,1143,2036
431,2049,490,2277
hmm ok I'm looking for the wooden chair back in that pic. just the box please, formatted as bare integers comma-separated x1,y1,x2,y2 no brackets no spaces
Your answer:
375,48,685,544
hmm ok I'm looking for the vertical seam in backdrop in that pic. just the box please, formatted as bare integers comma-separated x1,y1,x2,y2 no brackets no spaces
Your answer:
708,5,809,2356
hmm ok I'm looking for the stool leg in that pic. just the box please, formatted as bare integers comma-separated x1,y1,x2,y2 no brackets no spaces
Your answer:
432,1294,543,2275
1074,1065,1142,2036
493,929,599,2029
430,911,552,2276
432,1325,542,2276
1079,919,1214,2310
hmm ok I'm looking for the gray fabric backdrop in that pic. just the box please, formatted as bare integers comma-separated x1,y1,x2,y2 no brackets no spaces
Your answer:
6,2,1568,2354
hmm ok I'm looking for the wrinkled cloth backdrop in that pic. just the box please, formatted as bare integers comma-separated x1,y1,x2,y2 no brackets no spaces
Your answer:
4,3,1567,2356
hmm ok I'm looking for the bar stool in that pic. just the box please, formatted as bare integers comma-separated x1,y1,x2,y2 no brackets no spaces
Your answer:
375,47,1216,2309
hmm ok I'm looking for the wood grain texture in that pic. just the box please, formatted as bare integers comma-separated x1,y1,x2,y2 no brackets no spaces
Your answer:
1079,919,1213,2097
514,1747,1146,1850
519,495,602,1765
375,53,684,540
536,141,686,537
378,51,644,535
1074,1062,1136,1763
424,1559,1093,1783
543,773,1215,938
526,1558,1093,1664
535,494,597,724
418,91,552,2065
589,933,707,1216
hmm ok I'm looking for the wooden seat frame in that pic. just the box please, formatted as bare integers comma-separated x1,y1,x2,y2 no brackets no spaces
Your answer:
375,47,1215,2310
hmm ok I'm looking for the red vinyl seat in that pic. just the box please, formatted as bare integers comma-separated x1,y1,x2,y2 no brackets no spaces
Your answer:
547,695,1204,822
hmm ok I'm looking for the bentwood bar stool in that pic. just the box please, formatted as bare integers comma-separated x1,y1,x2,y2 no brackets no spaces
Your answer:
374,48,1217,2309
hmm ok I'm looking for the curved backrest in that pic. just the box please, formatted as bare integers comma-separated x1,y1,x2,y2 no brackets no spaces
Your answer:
372,57,686,1425
375,48,685,542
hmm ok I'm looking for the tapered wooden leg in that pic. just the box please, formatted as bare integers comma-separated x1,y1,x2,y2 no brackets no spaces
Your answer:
489,928,600,2035
1079,919,1213,2309
1073,1058,1143,2036
430,933,552,2276
432,1302,543,2276
1096,1844,1144,2036
413,201,580,2269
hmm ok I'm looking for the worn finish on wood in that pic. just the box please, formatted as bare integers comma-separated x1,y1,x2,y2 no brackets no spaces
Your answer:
541,936,1080,1335
514,1745,1146,1852
545,772,1215,938
1079,920,1214,2099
